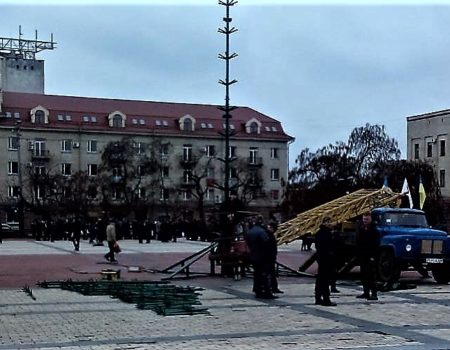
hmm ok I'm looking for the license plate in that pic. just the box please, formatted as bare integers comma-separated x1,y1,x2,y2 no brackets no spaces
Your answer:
426,258,444,264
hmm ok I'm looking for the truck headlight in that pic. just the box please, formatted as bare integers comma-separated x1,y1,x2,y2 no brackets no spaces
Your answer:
405,244,412,252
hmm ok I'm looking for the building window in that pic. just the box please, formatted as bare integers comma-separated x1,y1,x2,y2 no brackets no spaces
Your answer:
34,166,46,175
206,188,215,201
138,187,146,199
183,144,192,161
135,142,145,155
179,115,195,131
183,170,192,184
36,185,44,199
206,145,216,157
271,190,280,200
271,148,279,159
229,167,237,179
181,190,192,201
183,118,193,131
271,168,280,181
35,110,45,124
62,163,72,176
112,114,123,127
161,143,169,156
440,140,446,157
414,143,419,160
245,118,261,134
61,139,72,152
112,188,122,200
162,166,169,178
249,122,259,134
8,186,20,198
249,170,259,185
160,188,169,201
35,140,47,157
87,140,97,153
88,164,98,176
8,161,19,175
440,170,446,188
8,137,19,150
229,145,236,158
249,147,258,164
427,142,433,158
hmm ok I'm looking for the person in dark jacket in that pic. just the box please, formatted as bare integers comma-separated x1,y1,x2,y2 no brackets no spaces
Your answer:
245,216,275,299
356,212,379,300
266,222,283,294
314,217,337,306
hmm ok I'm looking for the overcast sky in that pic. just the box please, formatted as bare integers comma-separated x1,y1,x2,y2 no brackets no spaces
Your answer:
2,0,450,167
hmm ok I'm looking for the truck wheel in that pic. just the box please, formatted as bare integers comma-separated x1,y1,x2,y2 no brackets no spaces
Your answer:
378,249,400,283
431,265,450,284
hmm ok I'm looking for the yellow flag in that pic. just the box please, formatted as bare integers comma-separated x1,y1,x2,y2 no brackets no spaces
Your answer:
419,178,427,210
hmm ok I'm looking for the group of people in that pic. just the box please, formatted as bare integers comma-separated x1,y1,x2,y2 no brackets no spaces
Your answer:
314,212,379,306
243,212,380,305
243,216,283,299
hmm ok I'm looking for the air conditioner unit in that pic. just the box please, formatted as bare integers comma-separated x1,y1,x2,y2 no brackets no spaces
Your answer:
28,141,34,150
72,142,80,148
199,146,207,153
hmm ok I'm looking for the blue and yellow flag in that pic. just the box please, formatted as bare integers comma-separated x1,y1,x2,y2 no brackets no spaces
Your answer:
419,176,427,210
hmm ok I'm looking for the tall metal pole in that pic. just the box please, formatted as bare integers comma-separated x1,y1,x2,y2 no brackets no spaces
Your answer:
218,0,238,212
13,121,24,236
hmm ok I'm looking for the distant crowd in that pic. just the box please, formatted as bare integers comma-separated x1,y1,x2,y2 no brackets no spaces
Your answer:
30,216,221,248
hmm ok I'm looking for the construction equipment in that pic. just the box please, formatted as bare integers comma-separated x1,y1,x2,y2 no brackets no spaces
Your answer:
275,187,403,245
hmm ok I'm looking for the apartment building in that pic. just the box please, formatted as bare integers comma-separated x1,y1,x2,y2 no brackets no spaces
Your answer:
0,33,293,227
0,90,293,224
407,109,450,197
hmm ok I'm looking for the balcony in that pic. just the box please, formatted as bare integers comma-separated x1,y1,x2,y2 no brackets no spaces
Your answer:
31,150,51,161
248,181,262,188
247,157,263,167
179,177,196,187
179,155,198,167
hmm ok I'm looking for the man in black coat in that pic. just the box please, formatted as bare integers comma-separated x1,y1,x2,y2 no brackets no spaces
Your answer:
245,216,275,299
314,217,337,306
356,212,379,300
266,222,283,294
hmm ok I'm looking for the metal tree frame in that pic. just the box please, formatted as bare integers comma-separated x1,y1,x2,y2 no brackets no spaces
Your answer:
275,187,403,245
218,0,238,212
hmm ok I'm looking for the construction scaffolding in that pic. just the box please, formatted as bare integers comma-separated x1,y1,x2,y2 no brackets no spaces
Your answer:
275,187,403,245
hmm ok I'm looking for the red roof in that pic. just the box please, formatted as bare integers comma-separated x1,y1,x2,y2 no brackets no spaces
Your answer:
1,91,293,141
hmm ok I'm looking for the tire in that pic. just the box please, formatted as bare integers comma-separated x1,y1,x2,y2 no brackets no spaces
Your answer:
432,264,450,284
377,249,401,283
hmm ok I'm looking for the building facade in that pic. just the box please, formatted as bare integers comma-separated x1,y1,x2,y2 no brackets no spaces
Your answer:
407,110,450,197
0,91,293,225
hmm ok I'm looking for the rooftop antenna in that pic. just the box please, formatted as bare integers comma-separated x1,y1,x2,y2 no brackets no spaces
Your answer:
0,26,56,59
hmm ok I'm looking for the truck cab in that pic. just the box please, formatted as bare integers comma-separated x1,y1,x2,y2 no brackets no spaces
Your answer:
372,208,450,283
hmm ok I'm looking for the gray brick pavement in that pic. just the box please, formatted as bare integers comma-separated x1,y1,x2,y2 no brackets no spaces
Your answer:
0,281,449,349
1,239,450,349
